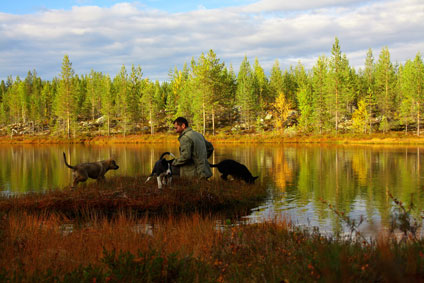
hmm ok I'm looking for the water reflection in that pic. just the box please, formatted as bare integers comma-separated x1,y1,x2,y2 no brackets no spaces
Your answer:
1,143,424,235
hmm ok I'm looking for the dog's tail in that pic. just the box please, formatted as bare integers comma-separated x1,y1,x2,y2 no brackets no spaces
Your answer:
160,152,176,159
145,170,155,183
63,152,75,169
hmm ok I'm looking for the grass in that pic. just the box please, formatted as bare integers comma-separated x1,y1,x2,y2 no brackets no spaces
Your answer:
2,176,424,281
1,211,424,282
0,176,268,219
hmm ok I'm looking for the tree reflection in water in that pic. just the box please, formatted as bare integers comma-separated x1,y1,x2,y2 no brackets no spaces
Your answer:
1,143,424,235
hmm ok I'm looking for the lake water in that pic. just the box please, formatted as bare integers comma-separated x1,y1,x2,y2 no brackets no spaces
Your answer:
1,143,424,236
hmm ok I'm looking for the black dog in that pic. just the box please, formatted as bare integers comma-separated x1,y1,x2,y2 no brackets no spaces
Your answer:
209,159,258,184
145,152,179,189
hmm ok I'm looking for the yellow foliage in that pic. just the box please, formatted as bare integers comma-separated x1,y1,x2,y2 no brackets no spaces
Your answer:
352,99,370,134
272,92,291,132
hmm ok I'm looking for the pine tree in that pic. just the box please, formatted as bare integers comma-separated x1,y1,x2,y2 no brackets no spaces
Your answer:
236,56,258,130
174,65,194,123
41,81,55,128
398,64,414,133
220,65,237,126
21,71,33,124
28,71,43,133
0,79,11,125
54,55,76,138
400,53,424,135
141,79,163,135
86,70,103,121
269,59,284,101
283,68,298,108
191,50,227,134
100,75,115,136
375,47,396,133
311,55,329,133
129,64,143,125
0,80,6,103
364,48,376,132
73,75,86,121
0,102,6,126
167,66,181,121
114,65,130,136
295,62,313,132
327,37,352,133
252,57,270,114
17,80,27,123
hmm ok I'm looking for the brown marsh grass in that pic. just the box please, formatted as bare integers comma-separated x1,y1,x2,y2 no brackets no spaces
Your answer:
2,170,424,281
2,211,424,282
3,131,424,145
0,176,267,218
0,212,218,279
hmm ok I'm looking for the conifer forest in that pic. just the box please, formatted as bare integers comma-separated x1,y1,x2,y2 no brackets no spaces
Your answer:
0,38,423,137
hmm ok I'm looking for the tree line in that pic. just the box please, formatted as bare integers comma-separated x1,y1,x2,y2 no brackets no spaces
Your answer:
0,37,423,137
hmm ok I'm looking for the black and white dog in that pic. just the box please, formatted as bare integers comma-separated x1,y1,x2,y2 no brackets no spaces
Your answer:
145,152,179,189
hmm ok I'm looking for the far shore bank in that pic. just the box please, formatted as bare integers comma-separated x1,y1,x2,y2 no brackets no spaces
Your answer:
2,132,424,145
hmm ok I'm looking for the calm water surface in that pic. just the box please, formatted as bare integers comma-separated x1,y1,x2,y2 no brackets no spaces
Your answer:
1,143,424,235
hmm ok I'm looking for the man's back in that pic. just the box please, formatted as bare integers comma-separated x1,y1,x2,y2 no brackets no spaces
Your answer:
174,127,212,178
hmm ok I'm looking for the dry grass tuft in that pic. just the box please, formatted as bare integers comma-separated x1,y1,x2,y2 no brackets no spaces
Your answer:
0,176,267,219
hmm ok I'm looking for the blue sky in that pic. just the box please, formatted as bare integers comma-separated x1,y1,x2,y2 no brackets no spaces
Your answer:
2,1,253,14
1,0,423,82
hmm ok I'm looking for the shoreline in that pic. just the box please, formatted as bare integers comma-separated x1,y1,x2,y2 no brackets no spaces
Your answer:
2,132,424,145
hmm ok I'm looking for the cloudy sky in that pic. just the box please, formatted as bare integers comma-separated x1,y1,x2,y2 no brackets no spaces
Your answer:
1,0,423,82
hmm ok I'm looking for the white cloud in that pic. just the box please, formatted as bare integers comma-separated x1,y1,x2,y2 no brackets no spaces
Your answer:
0,0,423,81
242,0,370,12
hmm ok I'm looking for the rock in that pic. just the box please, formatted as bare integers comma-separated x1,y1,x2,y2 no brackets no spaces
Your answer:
95,116,105,125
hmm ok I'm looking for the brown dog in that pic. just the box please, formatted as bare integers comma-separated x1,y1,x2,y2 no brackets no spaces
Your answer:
63,152,119,187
